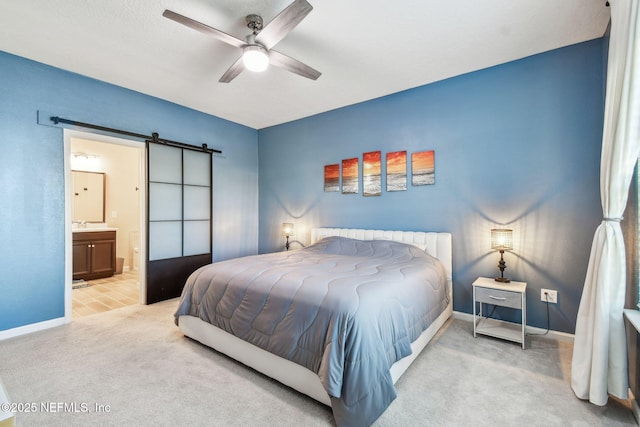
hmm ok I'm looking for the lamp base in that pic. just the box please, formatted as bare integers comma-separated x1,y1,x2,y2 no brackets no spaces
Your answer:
494,277,511,283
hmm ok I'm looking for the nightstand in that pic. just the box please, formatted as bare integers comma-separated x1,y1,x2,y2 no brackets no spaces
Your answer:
473,277,527,349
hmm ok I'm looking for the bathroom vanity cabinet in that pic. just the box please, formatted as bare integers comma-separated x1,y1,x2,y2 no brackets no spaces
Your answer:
72,230,116,280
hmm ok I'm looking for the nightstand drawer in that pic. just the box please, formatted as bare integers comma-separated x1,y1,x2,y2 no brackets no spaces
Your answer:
475,286,522,309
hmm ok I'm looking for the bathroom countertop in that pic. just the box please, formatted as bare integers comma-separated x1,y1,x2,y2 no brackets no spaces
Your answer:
72,227,118,233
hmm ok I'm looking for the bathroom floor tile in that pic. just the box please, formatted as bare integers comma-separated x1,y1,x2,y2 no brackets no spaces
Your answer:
72,270,139,318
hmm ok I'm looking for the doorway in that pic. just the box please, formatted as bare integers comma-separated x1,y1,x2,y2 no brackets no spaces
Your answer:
64,129,146,321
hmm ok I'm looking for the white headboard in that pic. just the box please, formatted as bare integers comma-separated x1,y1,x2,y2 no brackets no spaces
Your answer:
311,227,453,293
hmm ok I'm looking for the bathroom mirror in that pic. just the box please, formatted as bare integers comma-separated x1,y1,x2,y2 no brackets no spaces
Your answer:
72,170,105,223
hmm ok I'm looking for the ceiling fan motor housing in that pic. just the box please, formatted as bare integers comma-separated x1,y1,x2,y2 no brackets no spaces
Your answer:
246,14,263,34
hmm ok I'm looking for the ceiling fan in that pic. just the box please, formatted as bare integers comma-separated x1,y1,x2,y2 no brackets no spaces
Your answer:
163,0,321,83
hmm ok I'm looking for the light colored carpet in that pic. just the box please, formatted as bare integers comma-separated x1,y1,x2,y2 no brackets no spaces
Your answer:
0,300,635,427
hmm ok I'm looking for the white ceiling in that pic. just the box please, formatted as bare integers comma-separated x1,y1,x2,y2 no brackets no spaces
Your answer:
0,0,610,129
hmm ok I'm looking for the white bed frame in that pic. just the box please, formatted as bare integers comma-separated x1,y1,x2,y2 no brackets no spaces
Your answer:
178,228,453,407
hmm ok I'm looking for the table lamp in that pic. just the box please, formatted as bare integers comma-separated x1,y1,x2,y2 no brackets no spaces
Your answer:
491,228,513,283
282,223,294,251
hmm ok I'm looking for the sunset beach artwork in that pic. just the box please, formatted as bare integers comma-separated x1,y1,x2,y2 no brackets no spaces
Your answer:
411,150,435,186
342,158,359,194
363,151,381,196
324,164,340,192
386,151,407,192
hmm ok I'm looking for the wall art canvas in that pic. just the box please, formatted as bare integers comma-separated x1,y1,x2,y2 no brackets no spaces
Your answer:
342,158,359,194
411,150,435,186
324,164,340,192
363,151,381,196
386,151,407,192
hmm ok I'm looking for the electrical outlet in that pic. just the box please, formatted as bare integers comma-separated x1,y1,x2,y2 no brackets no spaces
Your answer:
541,289,558,304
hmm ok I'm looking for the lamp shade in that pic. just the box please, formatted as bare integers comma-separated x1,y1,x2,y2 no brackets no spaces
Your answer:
243,45,269,72
491,229,513,251
282,223,294,237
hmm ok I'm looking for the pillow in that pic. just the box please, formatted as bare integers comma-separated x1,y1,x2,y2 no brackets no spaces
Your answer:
409,242,428,252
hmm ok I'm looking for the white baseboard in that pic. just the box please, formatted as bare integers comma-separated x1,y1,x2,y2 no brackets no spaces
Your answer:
452,310,574,343
0,317,67,341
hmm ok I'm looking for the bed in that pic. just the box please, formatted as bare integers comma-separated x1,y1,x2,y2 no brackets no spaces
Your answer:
175,228,453,426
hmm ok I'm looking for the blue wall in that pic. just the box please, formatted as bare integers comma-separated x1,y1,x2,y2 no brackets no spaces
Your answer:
0,38,606,334
0,51,259,331
257,39,605,333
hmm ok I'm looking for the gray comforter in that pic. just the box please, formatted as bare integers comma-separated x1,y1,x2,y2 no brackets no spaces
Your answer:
175,236,449,426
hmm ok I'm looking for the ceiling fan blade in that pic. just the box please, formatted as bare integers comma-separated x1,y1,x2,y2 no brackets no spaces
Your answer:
219,56,245,83
163,10,246,49
255,0,313,50
268,50,321,81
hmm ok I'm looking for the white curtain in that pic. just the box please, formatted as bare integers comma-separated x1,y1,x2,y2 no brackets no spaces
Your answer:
571,0,640,405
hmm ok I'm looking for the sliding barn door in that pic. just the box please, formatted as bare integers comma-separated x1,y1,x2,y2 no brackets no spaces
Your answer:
146,142,212,303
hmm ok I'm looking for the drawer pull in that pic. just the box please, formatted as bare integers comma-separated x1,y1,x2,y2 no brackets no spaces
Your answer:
489,295,506,300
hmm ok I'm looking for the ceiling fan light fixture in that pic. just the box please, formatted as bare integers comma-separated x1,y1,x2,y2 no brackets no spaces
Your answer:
163,1,320,83
242,45,269,72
